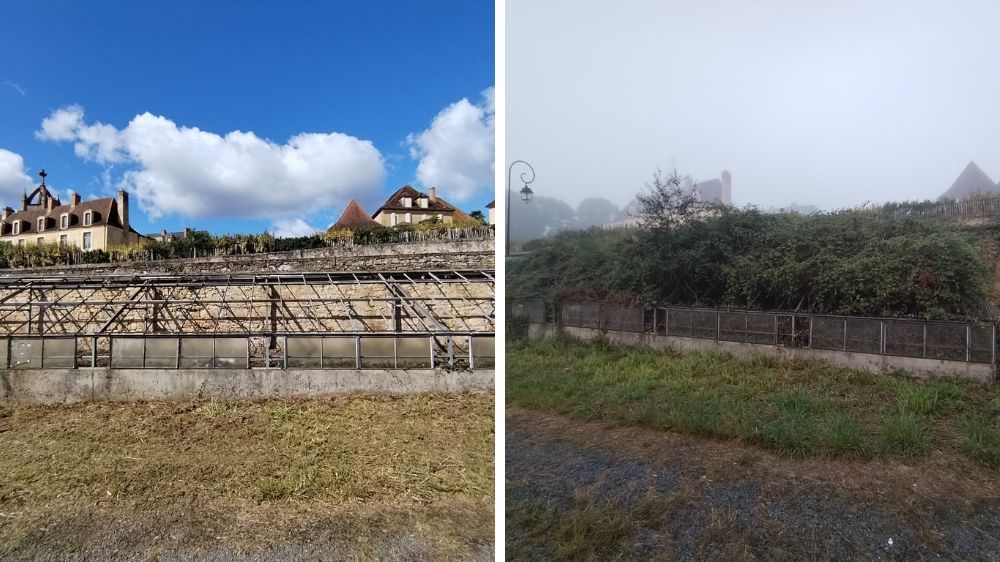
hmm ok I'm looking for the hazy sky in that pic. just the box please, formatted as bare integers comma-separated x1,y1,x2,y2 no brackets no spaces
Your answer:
507,0,1000,210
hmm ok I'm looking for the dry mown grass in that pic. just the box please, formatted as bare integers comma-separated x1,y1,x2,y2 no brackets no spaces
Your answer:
0,392,494,559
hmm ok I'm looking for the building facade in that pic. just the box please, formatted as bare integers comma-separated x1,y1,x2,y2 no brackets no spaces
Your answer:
0,170,142,250
372,185,472,226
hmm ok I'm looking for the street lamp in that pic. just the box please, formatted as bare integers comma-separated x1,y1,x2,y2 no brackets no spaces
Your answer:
506,160,536,257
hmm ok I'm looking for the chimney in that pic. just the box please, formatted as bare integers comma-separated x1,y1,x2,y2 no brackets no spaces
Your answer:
46,197,56,211
1,207,11,221
70,192,81,208
21,193,27,212
720,170,732,206
429,186,437,203
116,189,129,230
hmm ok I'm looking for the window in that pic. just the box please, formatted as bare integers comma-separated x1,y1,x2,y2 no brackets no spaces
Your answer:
418,197,428,208
12,221,19,235
402,197,412,208
37,218,44,232
437,213,443,220
83,211,92,226
405,212,412,223
82,232,92,250
60,214,68,229
391,213,398,226
59,235,67,247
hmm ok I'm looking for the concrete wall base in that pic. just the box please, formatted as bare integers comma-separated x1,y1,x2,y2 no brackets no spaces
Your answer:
0,368,494,405
529,323,996,384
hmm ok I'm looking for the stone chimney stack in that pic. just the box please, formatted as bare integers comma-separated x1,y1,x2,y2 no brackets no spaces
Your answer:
721,170,732,205
21,193,28,212
70,192,81,208
46,197,56,211
429,186,437,203
1,207,11,221
116,189,129,230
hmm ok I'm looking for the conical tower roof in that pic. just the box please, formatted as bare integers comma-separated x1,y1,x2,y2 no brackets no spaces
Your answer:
331,199,380,230
941,161,998,200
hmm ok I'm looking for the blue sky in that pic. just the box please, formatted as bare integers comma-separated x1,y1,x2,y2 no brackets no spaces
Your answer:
0,1,494,236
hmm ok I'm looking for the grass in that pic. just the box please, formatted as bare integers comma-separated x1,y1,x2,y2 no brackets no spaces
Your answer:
0,392,494,558
507,337,1000,468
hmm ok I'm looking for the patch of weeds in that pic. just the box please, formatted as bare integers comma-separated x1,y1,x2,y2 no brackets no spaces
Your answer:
879,412,930,457
819,412,866,456
759,413,816,457
896,385,942,416
263,402,301,423
770,390,822,418
255,468,329,502
697,508,750,561
197,399,239,417
959,414,1000,469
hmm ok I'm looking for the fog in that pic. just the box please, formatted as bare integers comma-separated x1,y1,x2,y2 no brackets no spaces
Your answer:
506,0,1000,215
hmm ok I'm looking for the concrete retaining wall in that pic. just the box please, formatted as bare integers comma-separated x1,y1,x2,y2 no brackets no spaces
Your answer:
0,368,494,405
529,323,996,384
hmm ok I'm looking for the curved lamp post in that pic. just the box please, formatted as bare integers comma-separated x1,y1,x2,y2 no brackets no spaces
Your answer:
506,160,536,257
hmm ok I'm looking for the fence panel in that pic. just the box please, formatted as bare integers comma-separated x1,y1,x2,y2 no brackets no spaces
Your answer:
884,321,925,358
925,323,968,361
845,318,881,354
810,316,847,350
971,325,994,364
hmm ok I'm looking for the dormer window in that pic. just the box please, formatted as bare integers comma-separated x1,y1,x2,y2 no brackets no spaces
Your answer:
12,221,20,235
60,214,69,229
402,197,413,208
418,197,429,208
37,218,44,232
83,211,93,226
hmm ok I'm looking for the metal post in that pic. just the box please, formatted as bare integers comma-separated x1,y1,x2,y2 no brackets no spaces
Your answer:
664,308,669,336
92,336,97,368
284,336,289,370
843,319,848,351
142,337,147,369
774,314,779,346
992,324,996,365
652,308,657,336
353,336,360,369
808,317,813,348
176,337,181,369
246,337,251,369
744,313,749,343
716,311,721,341
967,325,972,362
923,323,927,358
468,335,475,369
429,336,435,368
880,321,885,355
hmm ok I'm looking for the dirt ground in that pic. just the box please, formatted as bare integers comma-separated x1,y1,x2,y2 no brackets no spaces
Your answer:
0,394,494,561
506,407,1000,561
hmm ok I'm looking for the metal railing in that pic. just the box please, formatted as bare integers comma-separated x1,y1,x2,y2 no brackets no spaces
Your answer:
512,299,996,365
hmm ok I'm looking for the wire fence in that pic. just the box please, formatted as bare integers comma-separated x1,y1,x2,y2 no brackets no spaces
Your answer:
512,299,996,364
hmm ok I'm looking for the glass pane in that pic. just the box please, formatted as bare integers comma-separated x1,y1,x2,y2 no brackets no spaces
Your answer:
396,337,430,368
472,336,495,368
360,338,395,369
11,339,42,369
43,338,76,368
214,338,246,368
111,338,144,368
322,337,357,368
180,338,213,368
287,337,322,368
144,338,178,368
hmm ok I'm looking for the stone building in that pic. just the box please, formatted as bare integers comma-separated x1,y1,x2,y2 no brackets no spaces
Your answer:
486,200,495,225
372,185,472,226
0,170,143,250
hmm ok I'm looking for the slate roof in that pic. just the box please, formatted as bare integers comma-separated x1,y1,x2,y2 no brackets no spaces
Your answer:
941,161,999,200
331,199,380,230
374,185,458,213
0,197,123,237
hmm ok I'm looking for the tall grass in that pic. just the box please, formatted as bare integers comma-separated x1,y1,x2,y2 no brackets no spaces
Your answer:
508,337,1000,467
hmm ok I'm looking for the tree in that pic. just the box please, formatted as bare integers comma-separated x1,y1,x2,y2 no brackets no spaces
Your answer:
468,210,487,224
576,197,623,228
635,169,713,230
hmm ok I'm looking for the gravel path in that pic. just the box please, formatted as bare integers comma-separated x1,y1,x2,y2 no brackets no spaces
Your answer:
506,407,1000,561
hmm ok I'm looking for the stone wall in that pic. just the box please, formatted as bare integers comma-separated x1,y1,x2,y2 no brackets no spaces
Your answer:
0,239,494,276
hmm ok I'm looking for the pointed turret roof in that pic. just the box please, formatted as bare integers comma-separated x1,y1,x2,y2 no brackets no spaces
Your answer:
331,199,380,230
941,161,999,200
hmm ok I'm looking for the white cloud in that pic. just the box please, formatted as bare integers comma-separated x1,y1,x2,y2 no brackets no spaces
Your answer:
406,87,495,202
0,149,34,200
271,218,322,238
4,80,27,97
37,106,386,220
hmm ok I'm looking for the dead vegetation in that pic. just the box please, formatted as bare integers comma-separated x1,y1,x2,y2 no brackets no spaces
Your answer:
0,392,494,559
